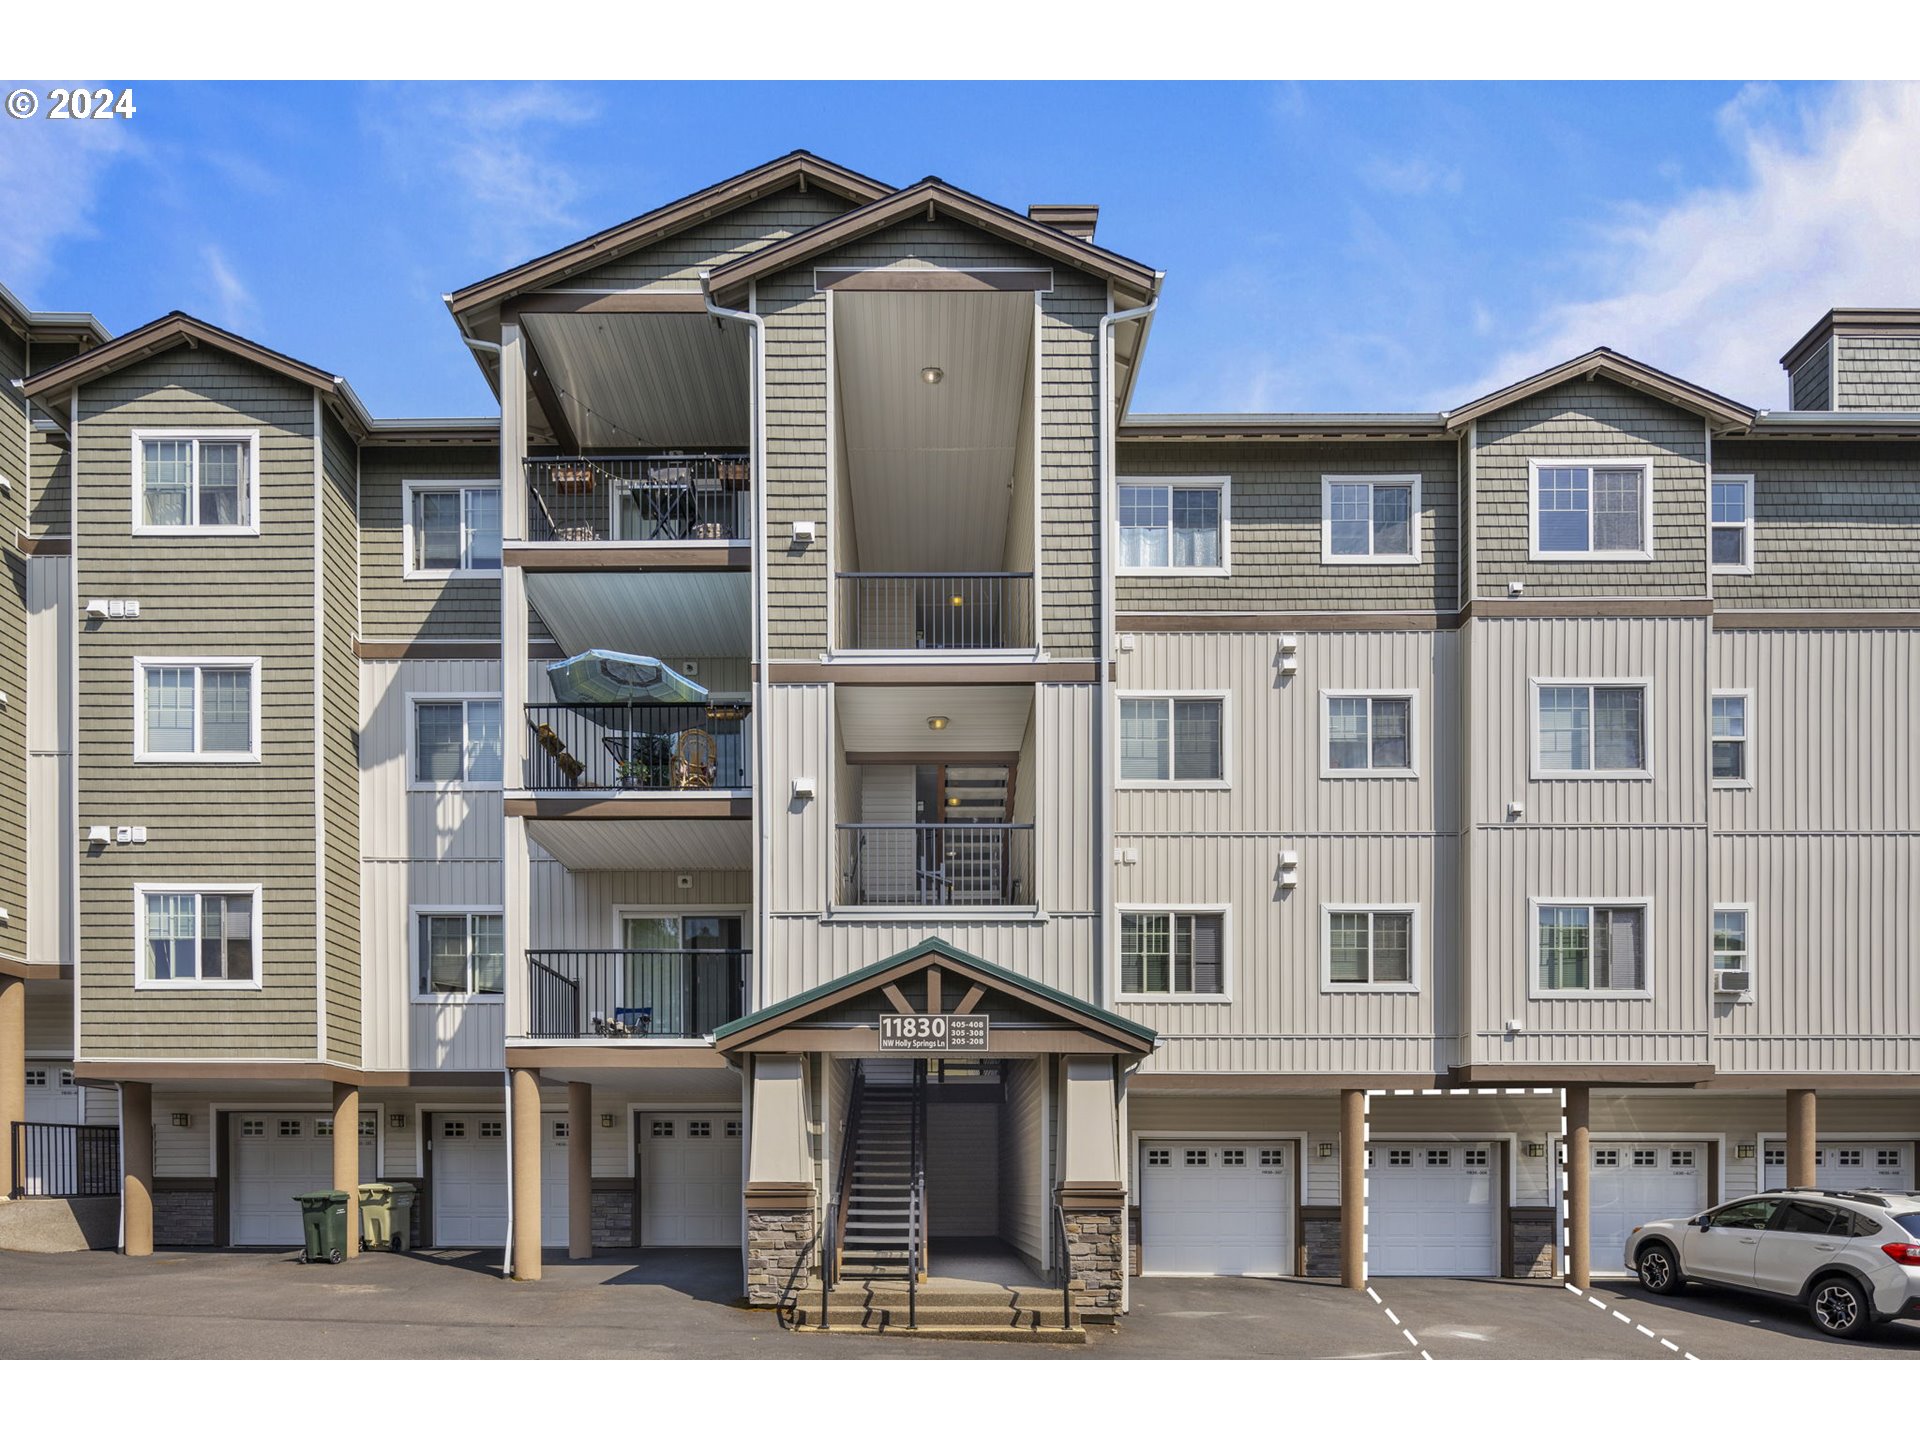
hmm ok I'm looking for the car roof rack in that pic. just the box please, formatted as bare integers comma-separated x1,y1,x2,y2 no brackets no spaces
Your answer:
1775,1186,1898,1207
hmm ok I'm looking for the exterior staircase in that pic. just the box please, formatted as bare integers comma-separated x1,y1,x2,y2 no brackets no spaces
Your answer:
836,1067,919,1282
791,1278,1086,1343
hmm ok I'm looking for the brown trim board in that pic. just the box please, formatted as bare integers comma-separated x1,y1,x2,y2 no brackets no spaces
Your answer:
12,530,71,556
355,640,501,661
769,662,1099,684
506,795,752,821
504,1046,731,1072
504,543,751,572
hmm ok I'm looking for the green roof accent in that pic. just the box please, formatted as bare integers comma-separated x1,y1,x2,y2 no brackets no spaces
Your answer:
712,937,1157,1050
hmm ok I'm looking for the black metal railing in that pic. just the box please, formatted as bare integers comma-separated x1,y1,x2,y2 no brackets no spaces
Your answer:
525,702,751,791
820,1059,866,1331
835,572,1033,651
525,453,752,543
836,822,1034,907
908,1060,927,1331
10,1122,120,1199
1051,1194,1079,1332
522,948,749,1039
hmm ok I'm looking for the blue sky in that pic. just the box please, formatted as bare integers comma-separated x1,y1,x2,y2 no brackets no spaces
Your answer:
4,80,1915,418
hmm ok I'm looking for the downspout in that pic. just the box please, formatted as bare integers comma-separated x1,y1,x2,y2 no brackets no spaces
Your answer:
501,1066,514,1276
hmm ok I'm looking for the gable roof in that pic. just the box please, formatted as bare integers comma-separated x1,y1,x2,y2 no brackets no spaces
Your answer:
1780,307,1920,372
712,937,1157,1054
20,311,377,436
0,280,109,348
445,150,894,319
703,177,1161,308
1445,347,1756,432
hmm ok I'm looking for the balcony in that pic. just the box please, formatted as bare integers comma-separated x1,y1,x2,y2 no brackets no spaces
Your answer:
836,822,1034,908
525,453,751,543
524,948,749,1040
835,572,1033,651
525,702,751,791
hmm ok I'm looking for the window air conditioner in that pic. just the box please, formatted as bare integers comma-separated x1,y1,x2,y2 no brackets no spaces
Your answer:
1715,969,1752,993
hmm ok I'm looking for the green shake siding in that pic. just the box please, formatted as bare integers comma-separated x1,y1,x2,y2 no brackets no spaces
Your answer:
320,410,361,1065
0,327,27,961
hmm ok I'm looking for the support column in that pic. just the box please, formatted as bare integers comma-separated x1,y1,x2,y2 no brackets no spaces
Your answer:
511,1068,543,1280
1339,1088,1365,1290
121,1081,153,1257
1565,1085,1591,1288
1787,1088,1817,1189
568,1081,592,1260
331,1083,360,1258
0,976,24,1180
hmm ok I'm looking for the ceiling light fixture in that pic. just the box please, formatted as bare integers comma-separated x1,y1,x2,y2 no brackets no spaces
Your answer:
949,594,964,607
921,366,944,385
926,716,949,731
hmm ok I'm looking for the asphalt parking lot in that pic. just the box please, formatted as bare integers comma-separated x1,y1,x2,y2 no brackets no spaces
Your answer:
2,1249,1917,1359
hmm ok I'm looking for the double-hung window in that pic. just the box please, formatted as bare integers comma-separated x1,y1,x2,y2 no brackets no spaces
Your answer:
133,431,257,534
1119,695,1225,784
1322,475,1418,562
1712,906,1750,990
405,482,502,577
1117,478,1227,572
416,911,505,998
412,697,503,787
137,886,260,987
1534,681,1648,776
1119,910,1226,998
1711,474,1754,573
1530,460,1652,559
1323,907,1416,990
1534,901,1649,995
1711,692,1749,786
1323,691,1415,775
135,658,259,761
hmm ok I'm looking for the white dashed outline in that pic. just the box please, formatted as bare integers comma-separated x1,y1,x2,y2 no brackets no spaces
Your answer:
1365,1285,1433,1360
1565,1281,1700,1360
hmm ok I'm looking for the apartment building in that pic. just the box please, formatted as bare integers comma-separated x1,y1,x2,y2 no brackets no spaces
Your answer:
4,153,1919,1317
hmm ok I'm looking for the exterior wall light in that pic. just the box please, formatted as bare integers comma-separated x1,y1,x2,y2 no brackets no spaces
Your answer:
921,366,944,385
601,1114,616,1129
389,1113,407,1130
1317,1142,1335,1160
1736,1143,1756,1161
169,1113,192,1128
1525,1141,1547,1159
926,716,949,731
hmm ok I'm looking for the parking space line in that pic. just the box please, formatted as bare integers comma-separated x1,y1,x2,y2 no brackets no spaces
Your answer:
1564,1282,1699,1360
1364,1283,1433,1358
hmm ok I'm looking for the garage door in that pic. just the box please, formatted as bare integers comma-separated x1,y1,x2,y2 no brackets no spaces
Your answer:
1368,1142,1498,1277
1592,1141,1707,1273
1763,1141,1913,1193
1139,1140,1293,1276
640,1113,743,1247
433,1112,568,1248
232,1113,376,1247
24,1061,79,1124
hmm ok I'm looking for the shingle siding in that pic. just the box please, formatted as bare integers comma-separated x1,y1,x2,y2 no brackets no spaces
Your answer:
1834,334,1920,411
0,327,27,959
564,187,858,291
1788,341,1831,411
26,339,79,536
319,411,361,1064
357,446,502,641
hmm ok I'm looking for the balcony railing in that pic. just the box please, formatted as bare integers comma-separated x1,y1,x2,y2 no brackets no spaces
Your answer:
526,702,751,791
836,822,1034,907
10,1122,120,1199
525,453,752,543
835,572,1033,651
524,949,749,1039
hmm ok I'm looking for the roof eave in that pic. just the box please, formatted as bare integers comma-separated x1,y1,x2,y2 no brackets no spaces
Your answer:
1445,350,1756,433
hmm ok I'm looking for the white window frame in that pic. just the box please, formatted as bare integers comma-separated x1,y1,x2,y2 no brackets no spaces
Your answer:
1319,689,1418,778
1529,677,1653,780
130,429,262,537
1320,474,1422,565
132,656,262,763
1319,904,1421,994
1710,473,1755,575
1116,690,1231,790
1526,458,1655,562
410,906,506,1002
1711,902,1752,1001
1114,904,1232,1003
402,479,503,579
1710,688,1753,791
1528,897,1654,1000
406,694,505,791
1114,476,1230,577
132,884,264,991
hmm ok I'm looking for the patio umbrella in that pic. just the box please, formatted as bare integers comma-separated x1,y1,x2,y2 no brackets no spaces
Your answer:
546,650,709,706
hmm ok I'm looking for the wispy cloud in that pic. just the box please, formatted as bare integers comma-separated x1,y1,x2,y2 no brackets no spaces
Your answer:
1361,155,1463,197
201,245,257,331
0,82,137,296
1452,81,1920,409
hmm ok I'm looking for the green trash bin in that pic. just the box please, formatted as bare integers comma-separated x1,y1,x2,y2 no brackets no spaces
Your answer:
358,1182,419,1252
295,1190,351,1264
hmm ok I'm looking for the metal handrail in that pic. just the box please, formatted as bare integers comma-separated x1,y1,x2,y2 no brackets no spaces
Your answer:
1052,1194,1079,1332
908,1060,927,1331
834,571,1034,650
521,948,749,1040
525,452,751,543
10,1122,121,1199
820,1060,865,1330
836,822,1034,908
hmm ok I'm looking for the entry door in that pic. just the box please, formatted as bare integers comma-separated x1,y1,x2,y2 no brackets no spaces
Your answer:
1762,1141,1913,1192
231,1113,376,1247
433,1113,568,1248
1140,1140,1293,1276
639,1112,743,1247
1590,1142,1707,1272
619,915,742,1037
1367,1143,1499,1277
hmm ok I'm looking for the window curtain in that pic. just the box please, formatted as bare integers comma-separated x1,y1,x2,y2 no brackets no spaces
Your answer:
144,666,196,753
1170,488,1220,568
200,668,252,753
141,440,192,526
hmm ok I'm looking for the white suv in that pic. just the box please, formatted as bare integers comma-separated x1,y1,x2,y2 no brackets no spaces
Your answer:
1626,1189,1920,1338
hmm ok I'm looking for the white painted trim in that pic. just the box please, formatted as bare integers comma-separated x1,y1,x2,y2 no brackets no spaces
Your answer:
1527,896,1656,1000
1709,687,1754,791
1133,1132,1304,1278
1318,687,1419,779
1709,900,1755,1005
404,692,505,791
1526,457,1655,562
1320,473,1422,565
1319,902,1422,994
129,428,262,537
409,904,506,1002
313,393,327,1064
1113,903,1233,1003
1709,472,1755,575
131,655,263,762
1114,475,1231,577
1115,688,1231,789
131,883,265,990
1528,676,1654,780
400,477,503,579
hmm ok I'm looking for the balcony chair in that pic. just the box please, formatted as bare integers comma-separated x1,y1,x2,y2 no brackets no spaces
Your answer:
673,728,717,789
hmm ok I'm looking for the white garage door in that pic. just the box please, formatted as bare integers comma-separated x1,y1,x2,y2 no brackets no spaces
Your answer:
1592,1141,1707,1273
640,1113,743,1247
1368,1142,1499,1277
232,1113,375,1247
433,1112,568,1248
24,1061,80,1124
1763,1141,1913,1193
1139,1140,1293,1276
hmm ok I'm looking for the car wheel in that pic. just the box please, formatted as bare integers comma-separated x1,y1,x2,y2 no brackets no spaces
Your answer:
1636,1243,1684,1294
1808,1275,1873,1339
